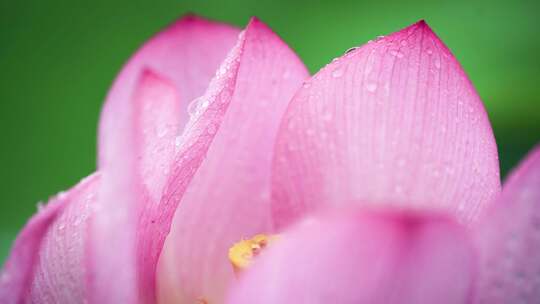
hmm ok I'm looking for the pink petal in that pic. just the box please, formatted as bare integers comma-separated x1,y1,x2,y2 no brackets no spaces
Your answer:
93,15,240,303
227,210,475,304
473,144,540,303
156,18,308,304
272,21,500,228
0,174,99,304
28,174,100,303
134,70,181,203
99,15,240,159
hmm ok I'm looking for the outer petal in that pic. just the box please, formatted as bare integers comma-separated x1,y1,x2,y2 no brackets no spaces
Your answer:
227,210,475,304
473,144,540,303
272,21,500,228
156,18,308,304
0,174,98,304
28,174,99,303
93,15,240,303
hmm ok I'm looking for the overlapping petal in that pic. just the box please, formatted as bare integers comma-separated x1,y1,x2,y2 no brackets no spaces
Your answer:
0,14,241,304
473,145,540,303
0,174,99,304
98,15,240,154
156,18,309,304
227,210,474,304
271,21,500,229
92,15,241,304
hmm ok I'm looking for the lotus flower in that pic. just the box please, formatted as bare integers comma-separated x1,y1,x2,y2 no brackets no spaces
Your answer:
1,14,539,304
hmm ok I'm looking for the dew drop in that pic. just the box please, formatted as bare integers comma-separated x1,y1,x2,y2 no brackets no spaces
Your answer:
187,98,200,116
74,217,83,227
57,191,67,200
434,58,441,69
390,50,404,58
303,82,311,89
175,136,183,149
1,272,10,283
157,125,168,138
400,40,408,47
331,67,344,78
365,82,378,92
282,70,290,79
345,47,359,54
426,48,433,55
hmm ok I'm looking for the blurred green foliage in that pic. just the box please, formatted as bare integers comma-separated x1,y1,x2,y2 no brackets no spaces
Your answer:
1,0,539,262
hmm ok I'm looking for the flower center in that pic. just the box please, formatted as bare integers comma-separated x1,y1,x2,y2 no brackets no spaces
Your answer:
228,234,277,274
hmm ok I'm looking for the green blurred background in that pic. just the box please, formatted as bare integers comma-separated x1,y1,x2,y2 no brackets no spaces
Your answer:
1,0,539,262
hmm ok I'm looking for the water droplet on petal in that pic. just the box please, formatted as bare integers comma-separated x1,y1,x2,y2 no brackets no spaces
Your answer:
345,47,359,54
365,82,378,92
1,272,11,283
174,136,183,151
282,70,290,79
434,58,441,69
390,50,404,58
157,125,168,138
187,98,200,116
332,67,344,78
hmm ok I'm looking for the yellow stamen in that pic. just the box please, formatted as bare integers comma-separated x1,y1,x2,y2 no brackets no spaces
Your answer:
228,234,278,274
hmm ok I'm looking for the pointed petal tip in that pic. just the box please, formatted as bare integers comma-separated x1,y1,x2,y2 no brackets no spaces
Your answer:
247,16,262,26
271,17,500,227
138,67,174,87
139,67,161,81
176,13,211,25
245,16,270,33
415,19,428,28
169,13,234,31
504,143,540,185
